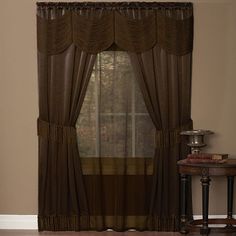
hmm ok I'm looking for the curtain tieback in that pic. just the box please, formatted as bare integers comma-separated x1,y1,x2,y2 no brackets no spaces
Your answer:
37,118,77,143
155,119,193,148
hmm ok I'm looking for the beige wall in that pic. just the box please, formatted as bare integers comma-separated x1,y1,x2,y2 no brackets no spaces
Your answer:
191,0,236,214
0,0,236,215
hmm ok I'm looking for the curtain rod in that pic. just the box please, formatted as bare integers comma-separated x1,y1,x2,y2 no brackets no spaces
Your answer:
36,2,193,9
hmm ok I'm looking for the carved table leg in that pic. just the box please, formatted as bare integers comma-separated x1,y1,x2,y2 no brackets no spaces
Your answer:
180,174,189,234
200,173,211,235
226,176,234,228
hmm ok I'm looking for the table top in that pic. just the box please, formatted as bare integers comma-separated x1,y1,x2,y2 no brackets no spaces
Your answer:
178,159,236,168
177,159,236,176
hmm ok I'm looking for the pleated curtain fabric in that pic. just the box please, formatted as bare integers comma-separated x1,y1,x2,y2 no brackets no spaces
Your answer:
129,45,193,229
36,2,194,232
37,45,97,229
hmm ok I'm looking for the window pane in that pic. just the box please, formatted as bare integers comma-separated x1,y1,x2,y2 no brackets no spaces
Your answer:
135,115,155,157
76,51,155,158
135,82,148,113
100,52,132,113
100,115,132,157
76,114,96,157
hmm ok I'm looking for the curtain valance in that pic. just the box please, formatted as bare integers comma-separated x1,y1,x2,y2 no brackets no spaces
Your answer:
37,2,193,55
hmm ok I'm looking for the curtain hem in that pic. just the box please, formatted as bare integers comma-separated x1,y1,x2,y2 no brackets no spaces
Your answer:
38,215,181,232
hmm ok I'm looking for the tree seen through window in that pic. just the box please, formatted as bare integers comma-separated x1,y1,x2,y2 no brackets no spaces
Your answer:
76,51,155,157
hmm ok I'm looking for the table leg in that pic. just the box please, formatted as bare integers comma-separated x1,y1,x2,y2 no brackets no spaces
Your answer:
226,176,234,228
180,174,189,234
200,175,211,235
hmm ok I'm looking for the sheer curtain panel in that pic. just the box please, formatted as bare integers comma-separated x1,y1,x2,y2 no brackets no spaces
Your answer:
36,2,194,232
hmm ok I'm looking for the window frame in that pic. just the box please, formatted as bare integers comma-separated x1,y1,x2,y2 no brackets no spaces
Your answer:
77,51,154,158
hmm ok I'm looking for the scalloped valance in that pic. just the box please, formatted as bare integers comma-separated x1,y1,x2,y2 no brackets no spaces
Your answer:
37,2,193,55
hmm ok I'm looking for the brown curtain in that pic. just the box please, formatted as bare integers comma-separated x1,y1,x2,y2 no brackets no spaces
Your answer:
37,2,193,232
37,7,97,230
37,46,96,230
129,44,193,230
128,7,193,230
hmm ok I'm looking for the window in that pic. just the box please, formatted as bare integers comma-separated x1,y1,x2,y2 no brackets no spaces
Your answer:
76,51,155,158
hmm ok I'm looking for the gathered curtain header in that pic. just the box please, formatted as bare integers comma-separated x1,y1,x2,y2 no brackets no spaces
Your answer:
37,2,193,55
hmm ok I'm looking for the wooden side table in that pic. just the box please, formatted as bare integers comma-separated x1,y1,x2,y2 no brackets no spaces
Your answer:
177,159,236,235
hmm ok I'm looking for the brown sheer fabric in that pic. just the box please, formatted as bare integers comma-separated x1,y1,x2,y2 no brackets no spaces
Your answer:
37,7,97,229
38,45,96,230
37,2,193,55
129,44,193,230
37,2,194,232
75,51,156,231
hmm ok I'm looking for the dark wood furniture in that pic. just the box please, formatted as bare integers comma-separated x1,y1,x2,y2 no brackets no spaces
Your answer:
177,159,236,235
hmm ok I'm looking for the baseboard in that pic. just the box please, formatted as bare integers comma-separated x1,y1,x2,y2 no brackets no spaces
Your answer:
0,214,235,230
194,215,236,228
0,215,37,230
